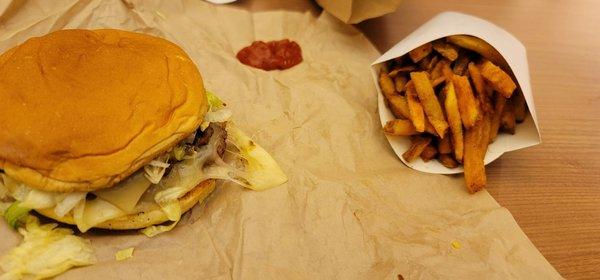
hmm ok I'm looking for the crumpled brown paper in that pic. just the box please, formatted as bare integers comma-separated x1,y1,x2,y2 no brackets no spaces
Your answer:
316,0,402,24
0,0,561,279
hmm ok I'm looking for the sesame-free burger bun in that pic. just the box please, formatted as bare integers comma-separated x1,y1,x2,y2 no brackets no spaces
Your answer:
0,29,208,192
35,179,216,230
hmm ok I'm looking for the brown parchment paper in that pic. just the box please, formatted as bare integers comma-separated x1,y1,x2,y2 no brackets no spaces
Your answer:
0,0,561,279
315,0,402,24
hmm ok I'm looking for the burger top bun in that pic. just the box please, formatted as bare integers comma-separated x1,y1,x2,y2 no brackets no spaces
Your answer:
0,29,208,192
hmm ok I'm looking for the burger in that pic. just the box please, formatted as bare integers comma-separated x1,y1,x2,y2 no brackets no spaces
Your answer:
0,29,287,233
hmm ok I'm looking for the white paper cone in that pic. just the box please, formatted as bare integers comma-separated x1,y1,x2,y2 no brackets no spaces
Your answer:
371,11,541,174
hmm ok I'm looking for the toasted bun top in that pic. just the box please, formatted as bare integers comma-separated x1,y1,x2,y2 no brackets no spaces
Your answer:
0,29,208,192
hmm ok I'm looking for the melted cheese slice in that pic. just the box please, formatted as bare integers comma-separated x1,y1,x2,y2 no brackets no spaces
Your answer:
73,198,124,233
93,172,151,213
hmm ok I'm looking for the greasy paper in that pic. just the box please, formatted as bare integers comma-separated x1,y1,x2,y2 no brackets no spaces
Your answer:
316,0,402,24
0,1,560,279
372,12,541,174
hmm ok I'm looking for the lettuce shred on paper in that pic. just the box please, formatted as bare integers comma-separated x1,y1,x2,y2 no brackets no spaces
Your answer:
0,216,96,280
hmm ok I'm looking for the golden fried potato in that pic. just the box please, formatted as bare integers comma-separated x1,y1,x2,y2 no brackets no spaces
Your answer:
389,66,417,77
463,115,490,193
452,75,481,128
410,72,449,137
378,70,396,99
446,35,506,68
429,77,443,87
402,135,432,162
479,60,517,98
394,76,408,93
409,43,433,63
430,59,445,80
424,119,439,137
512,90,528,122
467,62,485,97
438,132,453,154
489,93,506,142
438,154,459,168
420,144,438,162
432,41,459,61
387,95,411,119
452,55,470,75
419,55,439,71
443,82,464,162
406,81,426,132
383,119,418,136
501,100,516,134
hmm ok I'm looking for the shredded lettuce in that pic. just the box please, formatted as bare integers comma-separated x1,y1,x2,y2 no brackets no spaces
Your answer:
201,91,231,131
115,248,134,261
206,91,225,109
226,124,288,190
73,199,124,233
19,189,55,210
3,203,30,229
53,193,86,218
143,155,170,184
204,108,232,124
140,220,179,237
0,216,96,280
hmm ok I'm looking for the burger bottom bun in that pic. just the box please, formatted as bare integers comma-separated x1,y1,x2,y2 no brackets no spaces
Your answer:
35,179,216,231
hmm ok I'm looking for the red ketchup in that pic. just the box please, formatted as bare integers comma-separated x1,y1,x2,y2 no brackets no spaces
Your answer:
236,39,302,71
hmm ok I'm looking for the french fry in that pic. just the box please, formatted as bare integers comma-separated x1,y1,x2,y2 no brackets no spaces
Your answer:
438,154,459,168
501,100,516,134
443,82,464,162
409,43,433,63
424,119,439,136
489,93,506,142
420,144,438,162
446,35,507,68
419,55,439,71
389,66,417,77
394,76,408,93
380,34,527,193
378,70,396,99
438,132,452,154
512,89,528,122
431,59,454,81
432,77,445,87
480,113,492,156
441,60,454,81
383,119,418,136
430,59,445,80
452,75,481,128
452,55,470,75
479,60,517,98
432,41,459,61
467,62,485,97
463,117,488,193
380,70,411,119
410,72,449,137
387,95,411,119
402,135,432,162
406,81,426,132
478,86,494,113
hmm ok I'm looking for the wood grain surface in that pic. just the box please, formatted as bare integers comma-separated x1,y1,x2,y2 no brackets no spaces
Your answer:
357,2,600,278
238,0,600,278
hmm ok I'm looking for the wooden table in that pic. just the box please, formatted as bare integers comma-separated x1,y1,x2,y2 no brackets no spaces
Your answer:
358,1,600,278
240,1,600,278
